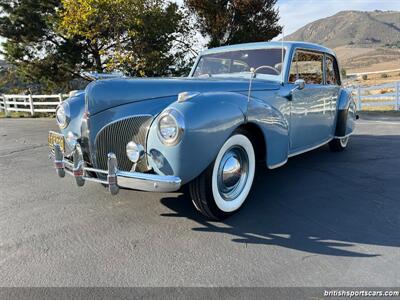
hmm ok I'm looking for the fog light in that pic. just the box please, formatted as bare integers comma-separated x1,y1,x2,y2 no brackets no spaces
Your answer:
126,142,145,163
149,149,164,169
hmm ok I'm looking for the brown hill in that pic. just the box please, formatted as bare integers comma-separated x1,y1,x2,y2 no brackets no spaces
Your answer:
286,10,400,73
286,10,400,48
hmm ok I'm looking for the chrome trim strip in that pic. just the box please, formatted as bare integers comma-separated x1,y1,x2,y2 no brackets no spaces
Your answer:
117,171,181,192
95,114,153,140
288,137,333,158
84,166,108,175
268,159,288,169
65,169,108,185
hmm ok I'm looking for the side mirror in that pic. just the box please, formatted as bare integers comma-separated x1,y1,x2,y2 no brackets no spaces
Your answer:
294,79,305,90
281,79,306,101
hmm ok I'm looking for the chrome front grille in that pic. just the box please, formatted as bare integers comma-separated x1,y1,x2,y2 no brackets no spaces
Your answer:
95,115,153,172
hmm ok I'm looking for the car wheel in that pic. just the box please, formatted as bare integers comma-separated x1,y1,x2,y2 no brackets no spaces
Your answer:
329,136,349,152
189,131,256,220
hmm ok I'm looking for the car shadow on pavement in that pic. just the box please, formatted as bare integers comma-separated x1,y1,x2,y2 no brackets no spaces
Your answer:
160,135,400,258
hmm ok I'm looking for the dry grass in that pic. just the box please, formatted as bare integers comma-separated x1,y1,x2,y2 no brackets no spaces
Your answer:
335,46,400,74
346,72,400,87
362,106,396,111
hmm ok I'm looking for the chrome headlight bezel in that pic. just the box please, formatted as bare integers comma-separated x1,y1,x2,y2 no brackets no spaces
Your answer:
56,102,70,129
157,108,185,146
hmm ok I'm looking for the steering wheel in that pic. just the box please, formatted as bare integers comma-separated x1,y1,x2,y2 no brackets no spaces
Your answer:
252,65,280,76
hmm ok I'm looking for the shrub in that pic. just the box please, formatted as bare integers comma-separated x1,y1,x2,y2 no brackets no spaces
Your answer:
362,74,368,80
381,73,388,78
340,68,347,79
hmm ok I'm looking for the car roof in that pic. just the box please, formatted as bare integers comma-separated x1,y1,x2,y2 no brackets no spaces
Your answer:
201,41,336,57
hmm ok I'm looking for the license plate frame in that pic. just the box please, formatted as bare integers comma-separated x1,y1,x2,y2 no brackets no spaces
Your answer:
48,131,65,153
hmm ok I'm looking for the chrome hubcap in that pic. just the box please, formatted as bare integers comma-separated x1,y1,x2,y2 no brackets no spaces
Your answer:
217,146,249,201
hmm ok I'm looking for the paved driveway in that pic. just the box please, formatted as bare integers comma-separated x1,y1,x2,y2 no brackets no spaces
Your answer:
0,115,399,286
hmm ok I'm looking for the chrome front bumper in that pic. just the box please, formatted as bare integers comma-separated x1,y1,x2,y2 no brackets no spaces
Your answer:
51,144,181,194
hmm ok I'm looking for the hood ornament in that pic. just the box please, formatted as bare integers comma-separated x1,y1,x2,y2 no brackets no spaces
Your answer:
81,71,125,81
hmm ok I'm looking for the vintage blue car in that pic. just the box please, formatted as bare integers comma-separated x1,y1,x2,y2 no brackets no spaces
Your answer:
49,41,356,220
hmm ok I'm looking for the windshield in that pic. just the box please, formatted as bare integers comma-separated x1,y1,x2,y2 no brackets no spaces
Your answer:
192,48,285,79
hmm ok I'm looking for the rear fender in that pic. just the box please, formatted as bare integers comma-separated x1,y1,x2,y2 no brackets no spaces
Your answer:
335,89,357,137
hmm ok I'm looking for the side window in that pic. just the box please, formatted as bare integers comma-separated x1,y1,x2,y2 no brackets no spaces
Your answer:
325,55,339,85
289,50,324,84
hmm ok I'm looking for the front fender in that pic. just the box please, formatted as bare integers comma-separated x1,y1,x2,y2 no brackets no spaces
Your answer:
59,91,85,138
147,92,246,184
247,97,290,168
147,91,290,184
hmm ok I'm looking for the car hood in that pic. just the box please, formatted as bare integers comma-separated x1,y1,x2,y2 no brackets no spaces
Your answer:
85,77,280,115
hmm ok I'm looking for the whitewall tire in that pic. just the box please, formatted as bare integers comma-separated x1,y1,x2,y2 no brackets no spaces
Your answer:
189,131,256,220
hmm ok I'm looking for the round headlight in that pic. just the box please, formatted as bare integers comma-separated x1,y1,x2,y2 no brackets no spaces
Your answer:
56,103,70,129
157,109,184,146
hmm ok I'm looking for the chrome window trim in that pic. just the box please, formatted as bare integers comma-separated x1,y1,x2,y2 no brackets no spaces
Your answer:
287,48,325,85
189,47,289,80
324,53,341,86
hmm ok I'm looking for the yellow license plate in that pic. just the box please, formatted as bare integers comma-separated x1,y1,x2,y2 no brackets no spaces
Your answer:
48,131,65,152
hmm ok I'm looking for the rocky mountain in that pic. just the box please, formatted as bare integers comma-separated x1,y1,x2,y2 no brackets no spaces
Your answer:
286,10,400,48
286,10,400,73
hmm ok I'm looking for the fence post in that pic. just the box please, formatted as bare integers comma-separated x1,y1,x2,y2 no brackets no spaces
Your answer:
3,95,9,116
58,93,63,103
357,85,362,111
396,81,399,111
28,94,35,116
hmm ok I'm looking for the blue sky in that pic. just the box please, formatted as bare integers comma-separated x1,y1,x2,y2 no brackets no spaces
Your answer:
1,0,399,58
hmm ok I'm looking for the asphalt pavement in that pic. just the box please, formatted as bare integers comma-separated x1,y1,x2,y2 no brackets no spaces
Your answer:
0,114,399,287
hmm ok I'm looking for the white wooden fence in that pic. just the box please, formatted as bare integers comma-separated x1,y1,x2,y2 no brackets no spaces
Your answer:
1,82,399,115
350,81,400,111
0,94,68,116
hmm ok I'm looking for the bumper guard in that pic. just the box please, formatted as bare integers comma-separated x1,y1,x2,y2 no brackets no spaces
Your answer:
51,144,181,194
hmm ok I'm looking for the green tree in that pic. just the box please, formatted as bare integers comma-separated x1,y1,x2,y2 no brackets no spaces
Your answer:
60,0,196,76
0,0,195,92
0,62,28,94
185,0,282,48
0,0,93,92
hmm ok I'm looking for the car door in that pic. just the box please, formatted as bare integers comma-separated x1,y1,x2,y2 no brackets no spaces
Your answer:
288,49,332,153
